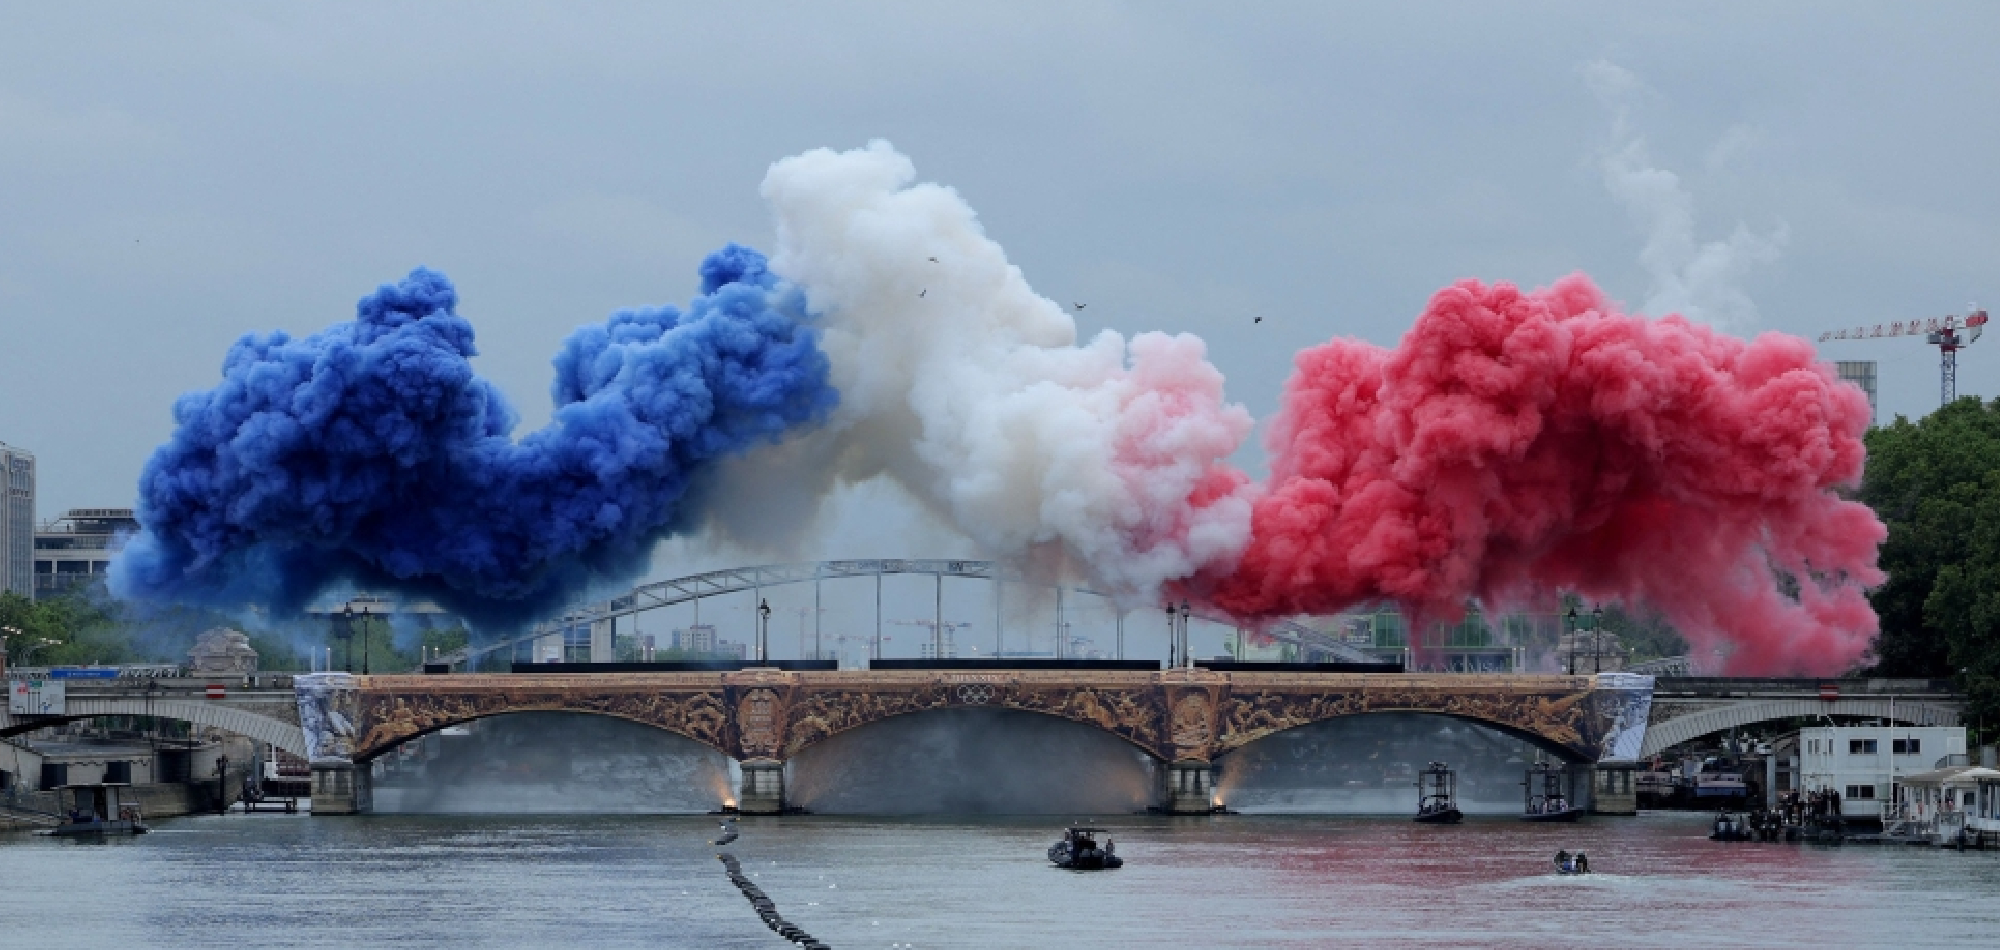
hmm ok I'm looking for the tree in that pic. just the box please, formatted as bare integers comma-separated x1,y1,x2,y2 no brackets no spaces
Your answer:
1861,397,2000,729
0,588,121,666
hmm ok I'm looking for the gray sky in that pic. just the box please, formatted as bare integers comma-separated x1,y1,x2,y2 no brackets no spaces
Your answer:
5,2,1998,610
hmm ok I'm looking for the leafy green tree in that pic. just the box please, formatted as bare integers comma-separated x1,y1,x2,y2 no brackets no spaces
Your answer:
1860,397,2000,728
0,588,120,666
1915,468,2000,730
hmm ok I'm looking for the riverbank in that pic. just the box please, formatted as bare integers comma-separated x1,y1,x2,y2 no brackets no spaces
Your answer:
2,774,251,831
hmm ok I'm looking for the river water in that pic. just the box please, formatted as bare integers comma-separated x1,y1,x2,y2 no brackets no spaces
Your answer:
5,811,1999,949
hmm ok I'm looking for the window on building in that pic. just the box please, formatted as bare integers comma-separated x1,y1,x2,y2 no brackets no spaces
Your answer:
1893,738,1922,756
1845,784,1877,800
1848,739,1878,755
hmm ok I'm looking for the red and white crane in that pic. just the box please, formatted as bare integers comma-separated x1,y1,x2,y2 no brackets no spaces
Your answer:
1817,308,1988,406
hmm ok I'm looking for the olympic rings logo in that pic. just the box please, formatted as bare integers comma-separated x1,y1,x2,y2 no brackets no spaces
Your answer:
955,683,995,704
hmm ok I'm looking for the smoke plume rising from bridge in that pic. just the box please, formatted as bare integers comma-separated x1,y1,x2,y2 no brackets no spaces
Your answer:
116,142,1886,673
111,246,837,625
1207,275,1883,674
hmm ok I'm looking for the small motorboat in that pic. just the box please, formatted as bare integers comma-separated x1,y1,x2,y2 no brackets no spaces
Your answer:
1553,850,1591,875
39,783,148,837
1047,826,1123,870
1710,809,1755,842
1413,761,1464,824
1521,761,1583,823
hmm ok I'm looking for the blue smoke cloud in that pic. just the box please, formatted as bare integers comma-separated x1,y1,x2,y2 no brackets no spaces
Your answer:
111,244,836,626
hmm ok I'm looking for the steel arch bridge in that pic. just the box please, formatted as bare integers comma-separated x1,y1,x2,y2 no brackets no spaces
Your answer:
447,559,1375,666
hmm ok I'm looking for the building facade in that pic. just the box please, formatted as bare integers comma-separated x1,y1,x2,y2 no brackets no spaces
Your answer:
1836,360,1878,427
31,508,139,597
0,442,32,599
1799,724,1966,820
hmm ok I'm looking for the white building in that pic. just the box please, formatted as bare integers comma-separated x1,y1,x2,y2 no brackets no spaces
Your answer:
1799,725,1967,820
920,632,958,659
0,442,33,599
32,508,139,597
669,624,744,660
673,624,718,654
1835,361,1878,427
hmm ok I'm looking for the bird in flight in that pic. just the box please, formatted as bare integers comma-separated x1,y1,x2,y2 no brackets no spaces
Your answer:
1254,316,1263,323
1073,302,1086,311
927,256,938,263
919,289,927,298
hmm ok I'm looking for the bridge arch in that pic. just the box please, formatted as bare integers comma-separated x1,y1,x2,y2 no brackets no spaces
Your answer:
0,699,308,758
354,705,734,764
782,694,1164,763
351,686,737,763
1640,698,1962,758
783,704,1161,814
1216,708,1591,764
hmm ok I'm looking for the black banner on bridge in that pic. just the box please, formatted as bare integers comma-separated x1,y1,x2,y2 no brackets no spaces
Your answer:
508,660,840,673
868,658,1163,671
1195,660,1405,673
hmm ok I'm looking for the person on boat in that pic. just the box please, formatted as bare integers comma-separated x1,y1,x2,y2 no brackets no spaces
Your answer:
1574,853,1589,873
1555,849,1571,871
1104,838,1115,855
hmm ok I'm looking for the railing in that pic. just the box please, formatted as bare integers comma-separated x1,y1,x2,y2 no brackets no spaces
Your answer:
4,665,187,681
436,559,1377,668
1626,655,1694,677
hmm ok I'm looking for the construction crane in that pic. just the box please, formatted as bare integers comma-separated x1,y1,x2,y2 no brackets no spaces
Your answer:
1817,308,1988,406
888,619,972,659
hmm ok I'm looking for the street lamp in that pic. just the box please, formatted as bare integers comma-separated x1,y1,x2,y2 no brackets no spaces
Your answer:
1168,604,1184,668
757,598,771,663
1164,603,1177,667
339,605,356,672
1564,605,1605,675
359,605,372,675
1564,607,1577,675
1590,606,1606,674
19,637,59,666
0,624,20,674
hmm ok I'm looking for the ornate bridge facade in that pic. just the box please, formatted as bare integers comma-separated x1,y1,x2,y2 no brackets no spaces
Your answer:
7,671,1962,817
295,669,1655,815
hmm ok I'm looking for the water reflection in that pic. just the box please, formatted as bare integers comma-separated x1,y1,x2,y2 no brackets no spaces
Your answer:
787,707,1156,814
1218,712,1551,814
370,712,732,813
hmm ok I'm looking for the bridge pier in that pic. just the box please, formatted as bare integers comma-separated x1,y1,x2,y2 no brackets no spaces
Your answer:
1588,761,1636,816
310,761,370,815
737,758,786,814
1161,758,1217,814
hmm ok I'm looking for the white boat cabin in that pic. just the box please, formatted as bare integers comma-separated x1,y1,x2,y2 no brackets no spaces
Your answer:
1889,765,2000,845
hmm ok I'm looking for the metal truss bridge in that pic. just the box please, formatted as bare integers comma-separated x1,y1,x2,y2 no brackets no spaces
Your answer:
442,559,1374,667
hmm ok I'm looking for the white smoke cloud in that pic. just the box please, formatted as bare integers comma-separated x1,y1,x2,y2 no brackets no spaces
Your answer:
715,141,1256,603
1585,59,1787,329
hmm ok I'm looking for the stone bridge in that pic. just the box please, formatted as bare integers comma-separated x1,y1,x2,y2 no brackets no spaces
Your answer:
5,672,1964,817
295,669,1655,815
0,680,306,755
1641,677,1961,758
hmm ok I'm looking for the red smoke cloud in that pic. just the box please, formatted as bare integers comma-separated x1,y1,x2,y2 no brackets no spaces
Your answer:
1208,274,1883,675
